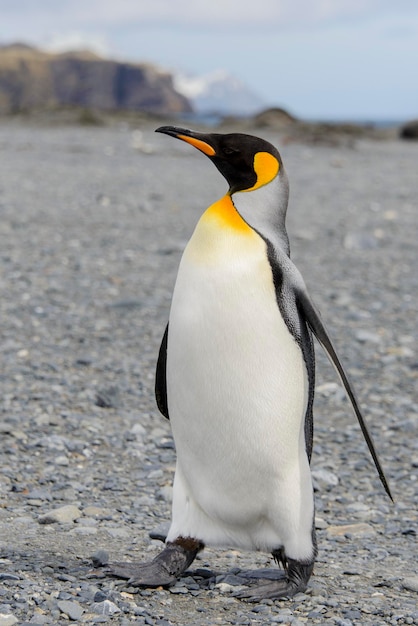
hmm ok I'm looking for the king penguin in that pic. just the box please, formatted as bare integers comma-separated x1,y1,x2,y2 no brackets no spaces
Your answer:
109,127,392,601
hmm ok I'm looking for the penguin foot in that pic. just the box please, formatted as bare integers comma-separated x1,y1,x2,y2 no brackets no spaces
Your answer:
235,557,314,602
107,538,203,588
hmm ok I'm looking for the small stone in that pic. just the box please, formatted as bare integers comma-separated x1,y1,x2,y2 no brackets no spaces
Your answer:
0,423,14,434
57,600,84,620
76,517,97,527
106,527,130,539
386,345,414,358
148,469,164,479
168,586,189,594
25,488,52,501
157,486,173,502
93,591,108,602
316,381,345,402
108,299,143,310
83,505,112,518
70,525,97,535
277,608,293,616
55,455,69,466
215,582,235,593
91,550,109,567
38,504,81,524
95,386,121,408
344,609,362,619
355,329,382,343
402,576,418,593
326,523,376,538
0,615,18,626
315,516,328,529
251,604,269,613
0,574,20,582
344,232,378,250
312,468,339,488
91,600,121,616
130,423,147,439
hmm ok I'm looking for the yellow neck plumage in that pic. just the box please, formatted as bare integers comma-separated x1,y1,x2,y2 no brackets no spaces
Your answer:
200,195,252,233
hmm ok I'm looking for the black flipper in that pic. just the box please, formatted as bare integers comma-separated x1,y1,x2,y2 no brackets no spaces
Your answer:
296,286,393,501
155,324,169,420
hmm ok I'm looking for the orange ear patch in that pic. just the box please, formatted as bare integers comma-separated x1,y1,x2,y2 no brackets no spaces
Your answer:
177,134,216,156
245,152,279,192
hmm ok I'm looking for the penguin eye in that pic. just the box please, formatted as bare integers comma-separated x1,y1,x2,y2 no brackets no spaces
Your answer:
223,146,239,156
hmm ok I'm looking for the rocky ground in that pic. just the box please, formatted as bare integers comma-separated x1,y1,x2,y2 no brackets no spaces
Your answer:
0,120,417,625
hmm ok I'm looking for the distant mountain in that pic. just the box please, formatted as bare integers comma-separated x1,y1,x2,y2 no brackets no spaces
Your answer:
0,43,192,115
174,69,265,117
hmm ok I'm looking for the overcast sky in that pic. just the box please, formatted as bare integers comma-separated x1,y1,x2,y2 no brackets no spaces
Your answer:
1,0,417,120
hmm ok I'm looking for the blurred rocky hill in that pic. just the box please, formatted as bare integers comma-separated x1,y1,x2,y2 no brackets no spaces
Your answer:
0,43,192,115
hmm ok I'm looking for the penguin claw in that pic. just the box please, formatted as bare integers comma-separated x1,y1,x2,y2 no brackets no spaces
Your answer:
234,578,304,602
107,560,177,588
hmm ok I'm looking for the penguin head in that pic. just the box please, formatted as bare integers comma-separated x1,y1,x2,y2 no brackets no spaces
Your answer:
156,126,290,252
155,126,284,195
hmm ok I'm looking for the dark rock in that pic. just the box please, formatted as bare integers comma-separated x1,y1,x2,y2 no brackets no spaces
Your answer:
95,386,121,408
108,299,143,310
149,522,170,542
400,119,418,140
0,573,20,581
93,590,108,602
91,550,109,567
57,599,84,620
252,107,298,129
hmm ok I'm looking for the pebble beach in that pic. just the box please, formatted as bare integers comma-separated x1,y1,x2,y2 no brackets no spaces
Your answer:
0,119,417,625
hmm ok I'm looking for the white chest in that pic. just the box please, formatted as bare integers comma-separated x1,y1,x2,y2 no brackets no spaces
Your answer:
167,204,308,473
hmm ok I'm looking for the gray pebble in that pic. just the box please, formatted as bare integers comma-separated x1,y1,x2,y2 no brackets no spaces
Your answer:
38,505,81,524
57,600,84,620
0,616,18,626
312,468,339,488
91,599,121,616
95,386,121,408
0,574,20,582
91,550,109,566
402,576,418,593
168,585,189,594
343,232,378,250
355,329,382,343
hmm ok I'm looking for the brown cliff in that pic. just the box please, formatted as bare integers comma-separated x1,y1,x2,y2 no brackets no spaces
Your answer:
0,44,192,115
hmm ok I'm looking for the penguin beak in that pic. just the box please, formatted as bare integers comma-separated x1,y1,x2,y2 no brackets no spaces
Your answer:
155,126,216,157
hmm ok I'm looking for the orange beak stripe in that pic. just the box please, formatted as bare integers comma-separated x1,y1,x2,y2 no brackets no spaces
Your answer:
177,134,216,156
